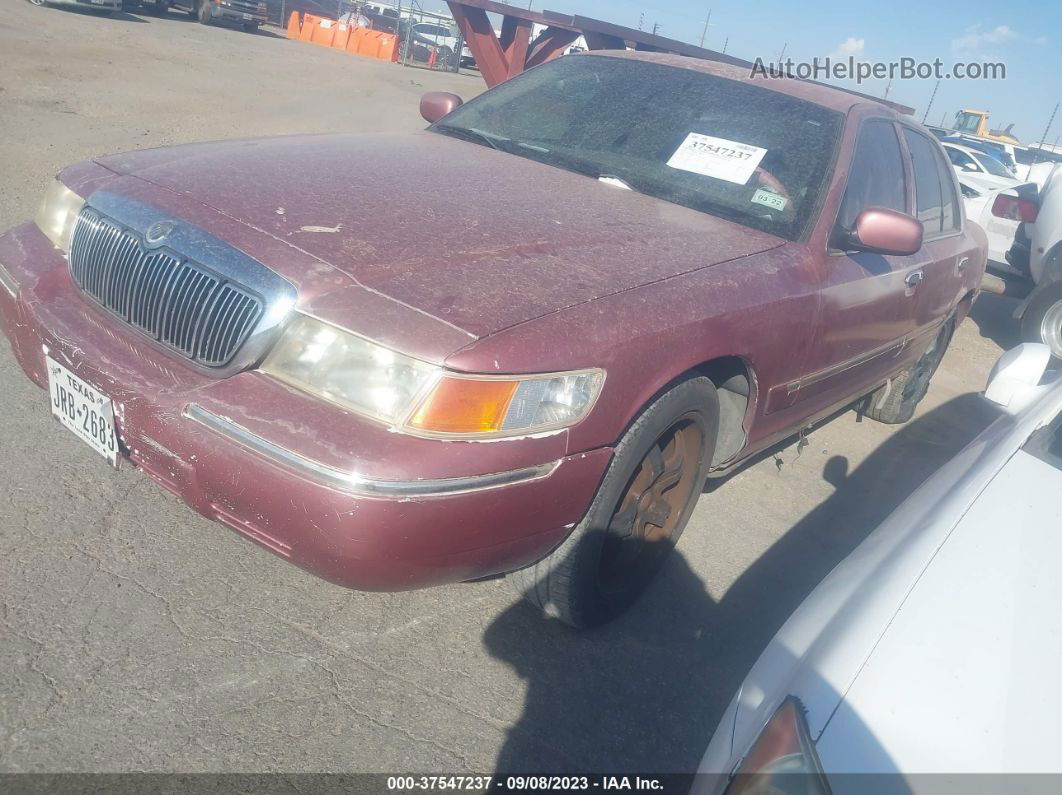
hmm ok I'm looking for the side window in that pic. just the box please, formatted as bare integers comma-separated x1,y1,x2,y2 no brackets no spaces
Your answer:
836,120,907,232
903,129,944,235
946,147,977,171
935,147,961,231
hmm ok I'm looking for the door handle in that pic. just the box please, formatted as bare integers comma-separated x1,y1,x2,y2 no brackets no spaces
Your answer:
905,270,924,290
957,257,969,274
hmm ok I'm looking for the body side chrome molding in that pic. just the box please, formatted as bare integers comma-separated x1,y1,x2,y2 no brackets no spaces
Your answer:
184,403,561,497
0,262,19,297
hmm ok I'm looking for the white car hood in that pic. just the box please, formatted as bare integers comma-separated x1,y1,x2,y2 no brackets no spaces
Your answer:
818,448,1062,778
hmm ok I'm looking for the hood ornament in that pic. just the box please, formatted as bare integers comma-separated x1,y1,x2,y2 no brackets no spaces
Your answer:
145,221,175,246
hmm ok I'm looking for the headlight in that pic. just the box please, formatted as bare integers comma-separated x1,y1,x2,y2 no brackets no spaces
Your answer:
724,698,829,795
261,315,604,437
35,179,86,252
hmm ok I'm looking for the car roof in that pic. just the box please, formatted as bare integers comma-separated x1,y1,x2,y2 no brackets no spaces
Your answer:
579,49,913,117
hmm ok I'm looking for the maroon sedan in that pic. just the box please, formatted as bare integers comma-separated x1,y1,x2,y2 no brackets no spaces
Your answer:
0,52,985,627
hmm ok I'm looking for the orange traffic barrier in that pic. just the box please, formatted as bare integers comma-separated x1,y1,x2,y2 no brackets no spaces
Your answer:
377,32,400,62
332,22,351,51
360,30,384,57
346,26,370,56
298,14,319,43
286,10,300,39
309,17,337,48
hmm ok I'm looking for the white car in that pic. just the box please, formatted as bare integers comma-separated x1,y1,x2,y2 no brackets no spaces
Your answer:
1008,163,1062,358
697,343,1062,793
959,178,1037,270
943,142,1020,192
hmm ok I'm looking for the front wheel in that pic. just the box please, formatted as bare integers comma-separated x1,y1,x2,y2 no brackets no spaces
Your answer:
242,20,258,31
1021,281,1062,359
510,377,718,628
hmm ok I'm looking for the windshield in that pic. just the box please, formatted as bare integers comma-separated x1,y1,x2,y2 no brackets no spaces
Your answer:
432,55,843,241
972,150,1012,178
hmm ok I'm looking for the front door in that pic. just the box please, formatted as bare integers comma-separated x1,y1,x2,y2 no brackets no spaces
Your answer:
795,118,921,413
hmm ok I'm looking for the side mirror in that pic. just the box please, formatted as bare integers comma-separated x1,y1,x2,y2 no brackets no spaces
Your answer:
962,162,979,172
420,91,463,124
844,207,924,256
985,343,1052,413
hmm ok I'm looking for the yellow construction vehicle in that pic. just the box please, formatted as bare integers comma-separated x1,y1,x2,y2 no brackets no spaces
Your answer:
953,109,1021,144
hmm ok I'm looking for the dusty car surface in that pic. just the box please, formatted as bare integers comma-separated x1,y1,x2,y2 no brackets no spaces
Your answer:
0,51,986,627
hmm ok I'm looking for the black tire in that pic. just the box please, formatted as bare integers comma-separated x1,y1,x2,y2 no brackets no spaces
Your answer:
1021,281,1062,359
150,1,170,15
28,0,48,7
196,0,211,24
510,377,719,628
242,20,257,31
863,321,953,424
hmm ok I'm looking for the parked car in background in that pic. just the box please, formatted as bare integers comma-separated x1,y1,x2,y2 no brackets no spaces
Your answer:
941,135,1016,176
122,0,171,14
1015,144,1062,182
943,141,1020,192
697,343,1062,792
1008,164,1062,357
959,178,1037,271
398,19,461,67
0,53,986,628
171,0,267,31
25,0,121,14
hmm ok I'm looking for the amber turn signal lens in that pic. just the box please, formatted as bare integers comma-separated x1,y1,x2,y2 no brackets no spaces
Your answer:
409,377,519,434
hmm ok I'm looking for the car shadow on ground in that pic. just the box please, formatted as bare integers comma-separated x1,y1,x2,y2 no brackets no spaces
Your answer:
969,291,1024,352
483,391,1000,774
56,7,149,21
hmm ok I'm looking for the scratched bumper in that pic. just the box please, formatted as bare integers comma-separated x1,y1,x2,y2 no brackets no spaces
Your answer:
0,222,611,590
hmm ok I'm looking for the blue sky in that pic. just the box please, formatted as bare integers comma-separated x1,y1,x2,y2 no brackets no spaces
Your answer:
503,0,1059,145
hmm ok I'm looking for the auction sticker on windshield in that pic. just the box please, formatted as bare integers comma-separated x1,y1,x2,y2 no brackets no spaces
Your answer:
47,355,119,466
666,133,767,185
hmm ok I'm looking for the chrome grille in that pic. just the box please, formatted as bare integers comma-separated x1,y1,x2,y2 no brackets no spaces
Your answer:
68,209,264,367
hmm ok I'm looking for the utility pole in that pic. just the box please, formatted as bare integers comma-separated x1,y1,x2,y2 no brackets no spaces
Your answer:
638,11,644,30
1037,102,1059,152
883,78,892,102
699,8,712,48
777,41,787,64
940,112,947,127
722,36,728,54
921,78,940,124
651,22,661,35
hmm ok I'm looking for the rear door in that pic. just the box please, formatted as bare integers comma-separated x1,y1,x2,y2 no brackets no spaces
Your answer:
901,127,976,341
795,118,920,410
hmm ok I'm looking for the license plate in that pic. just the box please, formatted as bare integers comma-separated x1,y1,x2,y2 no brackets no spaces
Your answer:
242,12,252,19
47,355,119,466
90,0,107,5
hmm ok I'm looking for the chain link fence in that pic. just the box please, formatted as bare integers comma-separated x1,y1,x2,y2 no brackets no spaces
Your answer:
264,0,467,74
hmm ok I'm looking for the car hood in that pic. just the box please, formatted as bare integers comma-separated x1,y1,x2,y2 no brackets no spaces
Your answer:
814,446,1062,774
94,132,783,339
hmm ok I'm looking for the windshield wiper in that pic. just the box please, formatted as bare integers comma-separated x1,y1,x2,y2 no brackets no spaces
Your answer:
432,124,506,151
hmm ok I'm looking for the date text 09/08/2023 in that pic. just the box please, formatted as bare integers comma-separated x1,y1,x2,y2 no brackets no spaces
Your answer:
385,776,668,791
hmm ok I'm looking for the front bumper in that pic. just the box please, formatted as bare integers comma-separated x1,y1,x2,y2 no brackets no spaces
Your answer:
211,0,266,23
0,222,611,590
